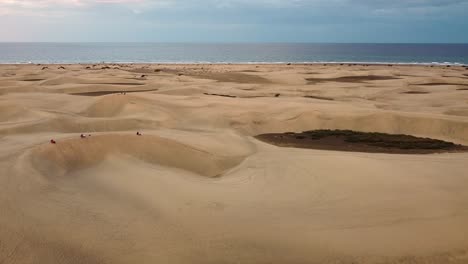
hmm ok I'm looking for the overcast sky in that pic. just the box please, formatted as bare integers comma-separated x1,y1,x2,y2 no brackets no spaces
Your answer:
1,0,467,42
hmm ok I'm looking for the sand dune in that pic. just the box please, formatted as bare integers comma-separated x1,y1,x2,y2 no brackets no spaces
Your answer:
0,103,44,122
31,134,250,178
81,95,151,117
1,63,468,264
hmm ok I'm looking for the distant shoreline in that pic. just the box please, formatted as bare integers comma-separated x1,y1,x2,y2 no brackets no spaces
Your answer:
1,62,467,67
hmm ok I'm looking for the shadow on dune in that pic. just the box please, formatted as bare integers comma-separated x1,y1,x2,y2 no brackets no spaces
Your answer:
256,129,467,154
70,88,158,96
306,75,400,84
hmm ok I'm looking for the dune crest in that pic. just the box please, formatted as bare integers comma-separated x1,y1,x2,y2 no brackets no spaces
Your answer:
31,134,251,178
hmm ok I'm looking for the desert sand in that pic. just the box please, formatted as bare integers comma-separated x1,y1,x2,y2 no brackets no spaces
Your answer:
1,63,468,263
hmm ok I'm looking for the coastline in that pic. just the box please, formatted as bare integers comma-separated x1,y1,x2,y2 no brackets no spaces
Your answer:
2,62,467,66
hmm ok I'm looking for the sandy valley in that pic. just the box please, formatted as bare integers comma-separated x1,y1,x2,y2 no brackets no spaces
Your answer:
1,63,468,263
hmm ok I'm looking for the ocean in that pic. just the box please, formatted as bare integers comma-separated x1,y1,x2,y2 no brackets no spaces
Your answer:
1,43,467,65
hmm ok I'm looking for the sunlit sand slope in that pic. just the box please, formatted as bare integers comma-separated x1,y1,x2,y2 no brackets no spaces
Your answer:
1,63,468,264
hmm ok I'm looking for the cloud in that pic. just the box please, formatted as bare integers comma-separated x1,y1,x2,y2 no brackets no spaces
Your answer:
0,0,152,11
2,0,468,12
0,0,159,16
1,0,467,42
2,0,467,19
351,0,468,8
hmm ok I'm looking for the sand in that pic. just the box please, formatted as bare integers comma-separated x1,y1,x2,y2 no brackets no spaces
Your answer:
1,63,468,264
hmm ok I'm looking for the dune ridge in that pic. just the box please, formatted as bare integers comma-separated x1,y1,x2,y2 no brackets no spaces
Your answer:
31,134,250,178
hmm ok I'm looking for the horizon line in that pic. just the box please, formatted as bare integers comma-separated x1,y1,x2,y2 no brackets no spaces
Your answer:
1,41,468,44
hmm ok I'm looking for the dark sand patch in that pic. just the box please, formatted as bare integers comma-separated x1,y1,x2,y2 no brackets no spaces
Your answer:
402,91,430,94
256,129,467,154
123,68,161,74
70,88,158,96
304,95,334,101
396,74,425,77
239,70,260,73
457,88,468,91
126,77,148,81
192,72,271,84
416,83,468,86
204,93,237,98
239,93,281,99
21,78,46,82
306,75,400,84
89,82,145,86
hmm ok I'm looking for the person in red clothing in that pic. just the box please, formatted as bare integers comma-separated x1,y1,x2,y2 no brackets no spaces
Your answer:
50,139,56,144
80,134,86,139
136,132,142,136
